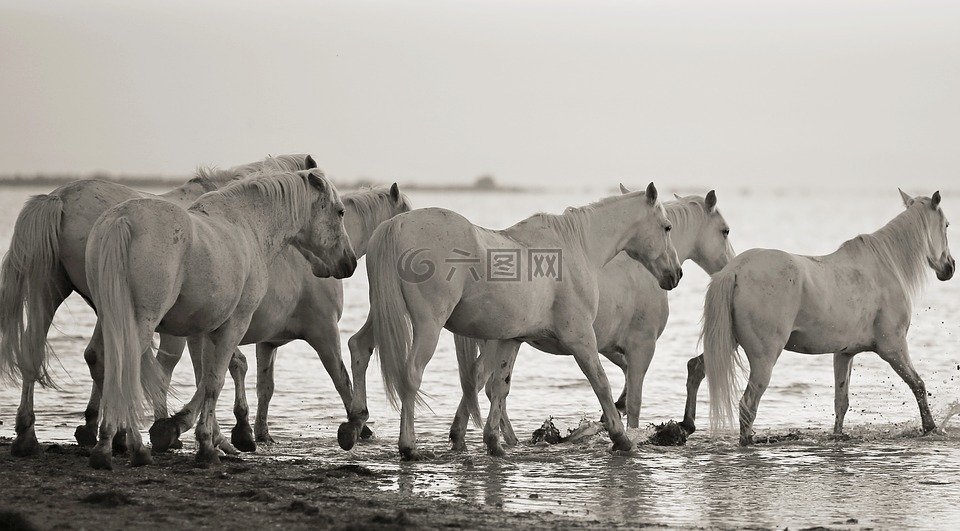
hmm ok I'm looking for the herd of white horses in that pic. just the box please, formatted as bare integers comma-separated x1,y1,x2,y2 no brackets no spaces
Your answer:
0,154,953,469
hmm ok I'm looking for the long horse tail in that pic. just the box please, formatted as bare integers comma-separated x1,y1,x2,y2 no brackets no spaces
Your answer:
0,193,65,387
702,270,742,434
367,219,425,412
91,217,166,431
454,334,484,429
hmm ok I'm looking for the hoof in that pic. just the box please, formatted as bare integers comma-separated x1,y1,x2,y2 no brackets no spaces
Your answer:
217,439,240,456
739,435,754,446
170,438,183,450
611,435,634,453
359,424,375,440
231,424,257,453
130,449,153,467
149,418,181,453
399,447,423,461
196,447,222,467
11,435,41,457
112,431,128,455
75,425,98,447
678,420,696,435
503,432,520,447
89,452,113,470
255,433,276,445
337,422,359,451
450,439,467,452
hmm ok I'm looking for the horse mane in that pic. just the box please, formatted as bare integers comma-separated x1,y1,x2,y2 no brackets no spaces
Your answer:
664,196,707,235
847,204,932,300
194,169,313,228
344,186,412,240
188,154,311,192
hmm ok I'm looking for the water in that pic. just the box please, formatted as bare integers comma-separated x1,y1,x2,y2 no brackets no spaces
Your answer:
2,184,959,528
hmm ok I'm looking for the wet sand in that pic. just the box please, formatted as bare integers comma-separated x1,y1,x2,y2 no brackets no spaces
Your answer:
0,438,617,531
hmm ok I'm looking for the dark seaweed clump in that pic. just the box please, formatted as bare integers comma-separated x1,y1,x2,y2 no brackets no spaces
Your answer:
647,420,689,446
531,418,562,444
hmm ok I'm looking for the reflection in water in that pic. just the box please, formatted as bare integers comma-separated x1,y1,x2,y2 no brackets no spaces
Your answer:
3,186,960,528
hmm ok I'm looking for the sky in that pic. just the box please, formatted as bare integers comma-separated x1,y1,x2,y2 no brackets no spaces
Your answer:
1,0,958,191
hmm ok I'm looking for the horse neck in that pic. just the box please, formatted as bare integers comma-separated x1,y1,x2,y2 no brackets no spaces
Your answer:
857,207,929,298
200,191,306,261
577,195,650,270
664,202,701,263
341,191,395,258
159,180,210,205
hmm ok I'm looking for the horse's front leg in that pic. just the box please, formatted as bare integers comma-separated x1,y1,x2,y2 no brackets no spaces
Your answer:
833,352,855,437
565,332,633,452
227,348,256,452
876,342,937,434
483,340,521,457
305,317,358,439
339,317,376,451
254,343,279,444
679,354,705,435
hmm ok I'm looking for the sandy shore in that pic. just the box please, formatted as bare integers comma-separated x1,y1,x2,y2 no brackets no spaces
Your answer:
0,438,616,530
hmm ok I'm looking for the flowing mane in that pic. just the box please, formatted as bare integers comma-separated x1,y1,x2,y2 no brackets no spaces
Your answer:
194,170,314,229
664,196,707,235
515,192,655,243
344,186,412,241
188,154,312,192
845,203,932,301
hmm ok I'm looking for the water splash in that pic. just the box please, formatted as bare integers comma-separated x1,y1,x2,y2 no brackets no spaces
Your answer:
938,401,960,432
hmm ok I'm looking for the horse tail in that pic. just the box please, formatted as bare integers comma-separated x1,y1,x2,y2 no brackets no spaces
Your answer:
454,334,484,428
92,217,166,431
367,219,424,412
703,270,742,435
0,193,65,387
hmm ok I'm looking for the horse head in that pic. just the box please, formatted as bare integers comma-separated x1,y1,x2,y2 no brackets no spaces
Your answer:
679,190,735,275
295,170,358,279
901,189,954,281
620,182,683,290
342,182,412,257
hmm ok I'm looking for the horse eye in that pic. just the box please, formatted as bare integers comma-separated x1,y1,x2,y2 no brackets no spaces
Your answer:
722,228,730,237
665,224,672,233
338,209,345,217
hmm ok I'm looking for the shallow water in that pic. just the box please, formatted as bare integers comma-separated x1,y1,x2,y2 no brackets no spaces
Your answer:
2,184,959,529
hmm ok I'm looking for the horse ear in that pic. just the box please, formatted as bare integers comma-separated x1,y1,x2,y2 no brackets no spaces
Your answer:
705,190,718,212
899,188,914,207
932,191,942,209
673,193,682,200
305,155,317,170
645,182,658,204
619,183,631,195
306,171,326,192
390,182,401,203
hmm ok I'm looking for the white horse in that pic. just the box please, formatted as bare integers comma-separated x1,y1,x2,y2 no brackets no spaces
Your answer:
0,154,313,457
84,168,356,468
148,184,411,452
449,189,735,449
341,183,682,459
704,190,954,444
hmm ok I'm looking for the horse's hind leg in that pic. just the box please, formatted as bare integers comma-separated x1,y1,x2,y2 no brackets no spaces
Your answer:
76,328,105,447
483,340,522,457
483,375,519,446
833,352,855,436
739,350,780,446
398,320,444,461
150,335,203,452
680,354,705,435
12,382,40,457
154,333,187,419
339,317,376,451
450,345,495,451
876,343,937,434
228,348,256,452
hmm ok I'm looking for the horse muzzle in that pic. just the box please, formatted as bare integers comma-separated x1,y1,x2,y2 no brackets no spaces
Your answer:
658,267,683,291
333,253,358,279
936,256,955,281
